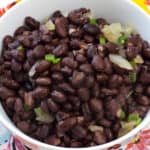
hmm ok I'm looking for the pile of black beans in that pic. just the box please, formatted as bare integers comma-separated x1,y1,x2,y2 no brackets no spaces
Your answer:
0,8,150,148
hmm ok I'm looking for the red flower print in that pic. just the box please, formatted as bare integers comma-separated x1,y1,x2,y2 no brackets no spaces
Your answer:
126,129,150,150
145,0,150,5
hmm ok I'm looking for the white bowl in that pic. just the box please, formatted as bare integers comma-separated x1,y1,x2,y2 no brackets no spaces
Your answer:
0,0,150,150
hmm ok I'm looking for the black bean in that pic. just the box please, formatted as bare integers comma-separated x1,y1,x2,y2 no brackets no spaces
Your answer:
11,50,25,62
53,44,68,56
11,59,22,72
71,125,87,139
17,121,30,134
92,55,105,72
25,16,40,30
99,119,112,128
79,64,93,74
61,66,72,76
45,136,61,146
83,24,100,35
105,42,118,53
14,26,29,36
36,77,51,86
32,86,49,99
137,96,150,106
47,98,59,113
146,86,150,96
68,8,90,25
58,83,75,94
90,98,103,113
35,60,50,73
71,71,86,87
0,86,15,99
51,72,64,81
55,17,68,37
142,48,150,58
33,45,46,59
2,78,19,90
77,88,90,102
14,98,23,113
3,35,13,48
56,111,70,122
94,131,107,145
51,90,66,103
62,57,77,69
57,117,77,132
87,45,97,58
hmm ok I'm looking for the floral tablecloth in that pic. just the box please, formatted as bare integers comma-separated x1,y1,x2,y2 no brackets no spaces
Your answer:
0,0,150,150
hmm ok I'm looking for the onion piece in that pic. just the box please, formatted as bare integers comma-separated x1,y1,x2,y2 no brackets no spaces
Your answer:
34,107,54,123
109,54,133,70
133,55,144,64
45,20,55,31
28,62,39,77
118,121,137,137
88,125,103,132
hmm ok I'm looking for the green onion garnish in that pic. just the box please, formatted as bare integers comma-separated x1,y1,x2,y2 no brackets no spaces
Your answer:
17,45,24,51
117,109,126,119
118,35,128,45
34,107,54,123
99,37,106,45
129,72,137,83
23,104,30,112
128,113,142,126
45,54,61,64
126,91,133,99
90,18,97,25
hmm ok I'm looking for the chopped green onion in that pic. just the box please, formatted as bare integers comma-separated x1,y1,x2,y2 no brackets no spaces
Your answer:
99,37,106,45
34,107,54,123
118,35,128,45
45,54,61,64
126,91,133,99
129,60,137,68
118,121,137,137
17,45,24,51
23,104,30,112
117,109,126,119
129,72,137,83
90,18,97,25
128,113,142,126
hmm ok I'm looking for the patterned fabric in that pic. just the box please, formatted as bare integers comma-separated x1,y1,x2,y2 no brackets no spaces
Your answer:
0,0,150,150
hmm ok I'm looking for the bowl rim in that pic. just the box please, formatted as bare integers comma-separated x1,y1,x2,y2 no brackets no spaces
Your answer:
0,0,150,149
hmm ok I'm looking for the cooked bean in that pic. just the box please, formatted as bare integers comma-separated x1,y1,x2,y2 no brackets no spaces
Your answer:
33,45,46,59
57,117,77,132
71,71,86,87
83,24,100,35
53,44,68,56
51,90,66,103
35,60,50,73
92,55,105,72
32,86,49,99
71,125,87,139
0,86,15,99
77,88,90,101
25,16,40,30
17,121,30,134
36,77,51,86
79,64,93,74
45,136,61,146
55,17,68,37
47,98,59,113
90,98,103,113
94,131,107,145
